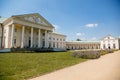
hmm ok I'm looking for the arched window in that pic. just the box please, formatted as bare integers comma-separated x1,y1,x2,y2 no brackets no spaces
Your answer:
113,44,116,49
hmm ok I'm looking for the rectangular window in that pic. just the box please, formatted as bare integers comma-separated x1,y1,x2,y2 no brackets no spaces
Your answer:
113,44,116,48
43,33,45,36
103,44,105,49
14,39,16,45
53,42,55,48
36,32,38,35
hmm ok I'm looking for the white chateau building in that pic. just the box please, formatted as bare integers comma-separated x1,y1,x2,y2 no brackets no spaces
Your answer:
100,35,120,49
0,13,66,51
0,13,120,52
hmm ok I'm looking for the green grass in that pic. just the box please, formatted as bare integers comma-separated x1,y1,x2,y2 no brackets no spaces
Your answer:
0,52,87,80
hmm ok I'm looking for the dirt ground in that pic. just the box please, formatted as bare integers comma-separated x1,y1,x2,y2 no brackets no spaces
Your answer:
29,50,120,80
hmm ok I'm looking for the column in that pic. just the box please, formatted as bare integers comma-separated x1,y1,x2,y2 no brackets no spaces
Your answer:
45,30,48,48
30,27,33,48
38,29,41,48
11,24,15,48
21,26,25,48
61,42,62,49
50,32,53,48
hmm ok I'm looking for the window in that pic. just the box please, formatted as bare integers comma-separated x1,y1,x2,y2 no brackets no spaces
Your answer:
14,39,16,45
103,44,105,49
53,42,55,48
15,28,17,32
60,39,62,41
43,33,45,36
108,44,110,49
49,42,51,48
113,44,116,48
36,32,38,35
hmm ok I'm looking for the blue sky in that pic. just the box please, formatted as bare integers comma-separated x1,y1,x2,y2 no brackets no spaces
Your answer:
0,0,120,41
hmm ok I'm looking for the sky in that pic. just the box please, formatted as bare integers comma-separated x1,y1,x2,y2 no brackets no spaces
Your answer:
0,0,120,41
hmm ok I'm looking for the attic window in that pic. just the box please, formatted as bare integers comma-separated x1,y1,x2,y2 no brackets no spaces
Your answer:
108,37,110,39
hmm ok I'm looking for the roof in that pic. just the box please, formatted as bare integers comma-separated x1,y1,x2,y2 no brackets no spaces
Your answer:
67,40,100,43
0,17,7,23
100,34,118,40
53,32,66,37
11,13,54,28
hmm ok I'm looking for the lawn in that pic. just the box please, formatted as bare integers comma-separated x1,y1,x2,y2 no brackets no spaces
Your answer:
0,52,87,80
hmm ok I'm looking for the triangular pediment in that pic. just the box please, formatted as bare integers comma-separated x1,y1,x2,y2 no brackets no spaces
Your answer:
102,35,116,40
12,13,53,27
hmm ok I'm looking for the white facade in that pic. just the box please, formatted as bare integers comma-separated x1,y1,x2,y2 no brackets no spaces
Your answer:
100,35,119,49
0,13,120,50
51,32,66,49
0,13,66,50
66,35,120,50
0,24,2,48
66,41,100,50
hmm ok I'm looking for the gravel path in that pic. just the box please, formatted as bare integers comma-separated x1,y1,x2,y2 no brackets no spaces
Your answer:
29,50,120,80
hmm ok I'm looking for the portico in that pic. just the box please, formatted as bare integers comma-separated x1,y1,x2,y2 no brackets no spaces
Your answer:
3,13,54,49
9,24,53,48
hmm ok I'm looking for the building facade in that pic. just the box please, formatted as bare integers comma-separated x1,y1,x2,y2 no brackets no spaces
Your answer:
0,13,66,49
51,32,66,49
66,35,120,50
0,24,2,48
100,35,119,49
66,41,100,50
0,13,119,51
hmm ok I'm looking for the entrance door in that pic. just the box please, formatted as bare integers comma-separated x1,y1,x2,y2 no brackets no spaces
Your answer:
29,40,31,48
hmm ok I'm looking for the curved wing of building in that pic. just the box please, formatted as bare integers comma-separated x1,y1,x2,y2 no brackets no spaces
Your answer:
66,41,100,50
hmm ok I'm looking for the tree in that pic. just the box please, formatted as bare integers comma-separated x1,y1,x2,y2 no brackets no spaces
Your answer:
76,38,82,41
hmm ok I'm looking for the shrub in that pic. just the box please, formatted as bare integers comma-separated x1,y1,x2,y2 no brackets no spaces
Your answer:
107,49,114,53
72,50,101,59
100,50,108,55
100,49,114,55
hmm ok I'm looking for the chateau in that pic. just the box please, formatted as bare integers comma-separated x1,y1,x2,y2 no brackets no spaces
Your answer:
0,13,66,51
0,13,120,52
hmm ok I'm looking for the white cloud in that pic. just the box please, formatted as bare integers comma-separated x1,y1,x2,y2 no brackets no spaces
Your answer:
85,23,98,28
76,33,85,36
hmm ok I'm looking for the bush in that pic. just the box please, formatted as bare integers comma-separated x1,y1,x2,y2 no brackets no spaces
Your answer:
100,50,108,55
107,49,114,53
100,49,114,55
72,50,101,59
